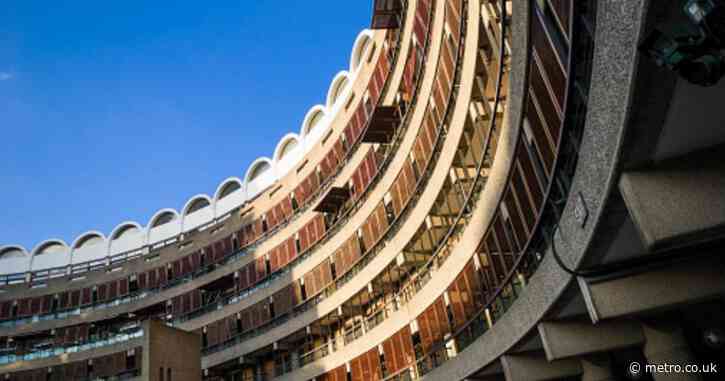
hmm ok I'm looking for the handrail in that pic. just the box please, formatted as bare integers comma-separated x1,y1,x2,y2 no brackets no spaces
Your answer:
389,1,597,379
201,0,471,372
0,17,407,288
0,2,414,330
198,0,440,357
0,328,143,367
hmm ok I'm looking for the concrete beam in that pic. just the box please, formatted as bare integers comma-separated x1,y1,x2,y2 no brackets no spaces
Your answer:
466,360,505,381
641,318,703,381
538,319,644,361
581,356,616,381
619,145,725,252
501,353,581,381
578,255,725,323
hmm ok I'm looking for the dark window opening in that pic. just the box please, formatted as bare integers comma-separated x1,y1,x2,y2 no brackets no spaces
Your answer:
51,296,58,313
129,278,139,293
126,351,136,370
380,352,388,377
446,304,455,327
384,198,396,225
358,231,367,254
300,282,307,300
269,301,276,319
291,195,299,211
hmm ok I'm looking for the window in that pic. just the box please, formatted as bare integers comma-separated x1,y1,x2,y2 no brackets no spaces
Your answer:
291,194,299,211
129,275,138,293
341,135,349,152
126,350,136,370
269,300,276,319
300,280,307,300
166,265,173,281
384,193,395,224
357,230,367,254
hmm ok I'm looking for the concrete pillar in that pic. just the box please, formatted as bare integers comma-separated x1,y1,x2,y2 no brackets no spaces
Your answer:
642,319,702,381
580,356,615,381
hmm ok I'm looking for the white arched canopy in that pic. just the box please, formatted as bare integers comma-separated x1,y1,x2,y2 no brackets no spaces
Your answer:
110,222,144,241
0,245,31,275
109,222,145,256
245,157,276,199
32,239,68,256
245,158,273,183
274,134,301,162
147,209,181,245
30,239,70,271
300,106,326,138
72,231,106,249
181,194,214,232
182,195,212,216
148,209,179,228
0,245,29,259
215,177,243,201
327,71,351,108
350,30,374,72
7,28,380,268
71,231,107,264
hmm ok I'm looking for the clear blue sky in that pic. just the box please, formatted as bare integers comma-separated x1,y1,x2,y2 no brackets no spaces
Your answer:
0,1,371,250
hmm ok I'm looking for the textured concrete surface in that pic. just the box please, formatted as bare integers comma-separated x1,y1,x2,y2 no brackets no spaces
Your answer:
620,145,725,252
538,319,644,361
421,0,650,379
501,353,582,381
579,255,725,322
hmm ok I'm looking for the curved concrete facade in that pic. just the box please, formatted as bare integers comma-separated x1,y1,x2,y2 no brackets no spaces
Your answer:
4,1,725,381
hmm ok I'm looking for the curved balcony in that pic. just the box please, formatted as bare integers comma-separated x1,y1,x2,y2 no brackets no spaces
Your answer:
0,2,413,337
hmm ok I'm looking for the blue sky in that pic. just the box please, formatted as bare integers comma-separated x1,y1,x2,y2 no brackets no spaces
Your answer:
0,1,371,250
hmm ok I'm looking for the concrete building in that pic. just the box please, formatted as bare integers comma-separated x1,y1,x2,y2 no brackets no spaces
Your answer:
1,0,724,380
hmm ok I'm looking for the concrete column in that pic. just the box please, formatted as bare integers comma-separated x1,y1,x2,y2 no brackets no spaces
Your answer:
581,356,615,381
642,319,702,381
